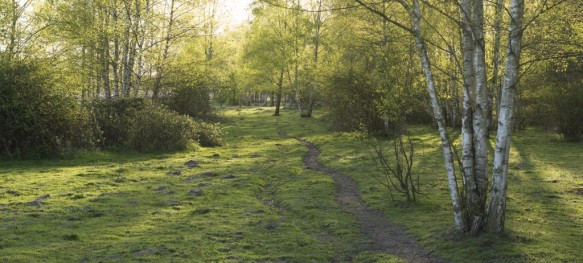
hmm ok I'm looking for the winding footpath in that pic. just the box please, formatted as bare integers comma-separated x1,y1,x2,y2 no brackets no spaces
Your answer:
295,137,448,263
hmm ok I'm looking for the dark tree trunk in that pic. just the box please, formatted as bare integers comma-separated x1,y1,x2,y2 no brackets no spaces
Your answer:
274,70,284,116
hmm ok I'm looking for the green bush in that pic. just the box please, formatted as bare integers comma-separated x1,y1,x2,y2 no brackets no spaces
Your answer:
0,61,97,159
131,105,200,152
89,98,148,149
322,69,387,134
164,83,213,120
522,60,583,140
553,82,583,141
90,98,222,152
193,121,224,147
162,70,216,121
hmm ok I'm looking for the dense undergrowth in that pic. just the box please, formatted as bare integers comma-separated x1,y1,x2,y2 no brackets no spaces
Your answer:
0,107,581,262
0,61,222,159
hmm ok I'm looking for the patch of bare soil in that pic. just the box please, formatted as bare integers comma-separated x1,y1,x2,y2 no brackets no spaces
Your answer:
296,137,447,263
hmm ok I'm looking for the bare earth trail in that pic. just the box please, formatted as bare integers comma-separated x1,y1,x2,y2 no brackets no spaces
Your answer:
291,134,448,263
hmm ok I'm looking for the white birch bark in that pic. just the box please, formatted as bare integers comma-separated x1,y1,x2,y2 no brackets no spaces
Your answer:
410,0,465,232
471,0,489,185
460,0,475,225
487,0,524,233
470,0,490,233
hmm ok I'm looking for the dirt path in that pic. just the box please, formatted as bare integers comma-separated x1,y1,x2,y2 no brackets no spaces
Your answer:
296,137,448,263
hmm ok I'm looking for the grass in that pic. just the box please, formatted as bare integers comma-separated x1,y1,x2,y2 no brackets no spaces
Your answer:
310,125,583,262
0,106,581,262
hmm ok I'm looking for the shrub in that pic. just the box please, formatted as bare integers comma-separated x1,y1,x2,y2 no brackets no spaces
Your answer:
131,105,200,152
193,122,224,147
89,98,148,149
322,69,387,134
162,69,215,121
553,82,583,141
523,60,583,140
90,98,222,152
164,82,213,120
0,61,97,158
370,133,419,205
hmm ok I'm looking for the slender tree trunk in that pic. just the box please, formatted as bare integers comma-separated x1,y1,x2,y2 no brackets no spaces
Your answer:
112,3,121,98
491,0,504,125
135,0,149,96
460,1,476,231
486,0,524,233
469,0,490,234
447,45,459,128
121,5,132,97
113,34,121,97
305,0,324,118
410,0,465,232
122,0,140,97
100,29,112,99
204,0,218,61
274,69,285,116
152,0,175,100
294,45,302,113
459,0,491,234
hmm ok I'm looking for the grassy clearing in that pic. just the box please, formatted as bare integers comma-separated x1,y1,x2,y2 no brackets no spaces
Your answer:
0,107,378,262
309,125,583,262
1,107,581,262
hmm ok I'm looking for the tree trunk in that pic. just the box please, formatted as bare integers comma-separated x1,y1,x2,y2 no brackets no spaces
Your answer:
152,0,175,100
121,1,132,97
304,0,324,118
135,0,150,96
100,30,112,99
470,0,490,234
491,0,504,126
445,45,459,128
486,0,524,234
112,3,121,98
459,0,491,234
460,0,476,233
410,0,465,232
274,69,285,116
204,0,218,61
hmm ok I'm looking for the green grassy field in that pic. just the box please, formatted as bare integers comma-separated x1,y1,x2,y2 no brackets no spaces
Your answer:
1,107,581,262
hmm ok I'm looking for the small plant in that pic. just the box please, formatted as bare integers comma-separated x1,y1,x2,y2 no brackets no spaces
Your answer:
370,133,420,204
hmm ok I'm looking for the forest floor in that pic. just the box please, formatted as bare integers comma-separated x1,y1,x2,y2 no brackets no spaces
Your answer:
0,107,582,262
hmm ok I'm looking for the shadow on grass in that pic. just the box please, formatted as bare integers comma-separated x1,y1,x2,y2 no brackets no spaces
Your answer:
352,127,581,262
506,131,583,261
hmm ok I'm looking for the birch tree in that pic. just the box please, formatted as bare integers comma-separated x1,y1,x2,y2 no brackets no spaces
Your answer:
354,0,528,234
486,0,524,233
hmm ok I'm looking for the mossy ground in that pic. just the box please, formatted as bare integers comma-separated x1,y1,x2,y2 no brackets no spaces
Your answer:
1,107,581,262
